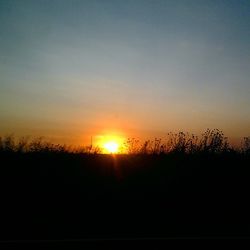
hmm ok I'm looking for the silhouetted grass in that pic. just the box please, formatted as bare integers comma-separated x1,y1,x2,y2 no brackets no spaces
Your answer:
0,129,250,240
1,129,248,154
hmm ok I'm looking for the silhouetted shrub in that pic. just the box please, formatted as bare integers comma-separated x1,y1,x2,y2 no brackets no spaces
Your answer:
0,134,15,152
167,132,188,153
16,136,30,153
124,138,140,154
242,137,250,154
198,129,229,154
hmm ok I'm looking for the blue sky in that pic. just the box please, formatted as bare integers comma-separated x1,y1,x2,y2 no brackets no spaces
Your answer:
0,0,250,145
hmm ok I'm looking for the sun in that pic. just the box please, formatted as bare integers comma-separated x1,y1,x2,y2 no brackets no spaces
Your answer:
104,141,119,154
93,133,125,154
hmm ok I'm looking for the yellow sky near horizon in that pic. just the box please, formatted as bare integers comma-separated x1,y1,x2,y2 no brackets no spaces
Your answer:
0,113,247,148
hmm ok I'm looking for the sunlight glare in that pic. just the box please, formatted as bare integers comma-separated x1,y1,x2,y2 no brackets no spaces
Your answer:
104,141,119,154
94,133,126,154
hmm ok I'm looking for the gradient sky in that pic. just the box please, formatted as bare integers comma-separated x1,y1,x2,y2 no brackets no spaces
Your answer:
0,0,250,146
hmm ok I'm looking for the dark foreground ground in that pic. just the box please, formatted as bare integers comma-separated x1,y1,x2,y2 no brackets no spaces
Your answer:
1,152,250,243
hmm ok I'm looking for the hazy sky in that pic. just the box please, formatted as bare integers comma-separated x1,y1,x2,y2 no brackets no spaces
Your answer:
1,0,250,145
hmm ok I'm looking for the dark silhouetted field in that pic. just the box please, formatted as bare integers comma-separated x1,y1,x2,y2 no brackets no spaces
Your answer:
1,130,250,242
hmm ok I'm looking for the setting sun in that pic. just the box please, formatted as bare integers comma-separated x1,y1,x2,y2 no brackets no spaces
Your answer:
93,134,125,154
104,141,119,154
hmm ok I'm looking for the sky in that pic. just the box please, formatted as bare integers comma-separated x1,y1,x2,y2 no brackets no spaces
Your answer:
0,0,250,146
